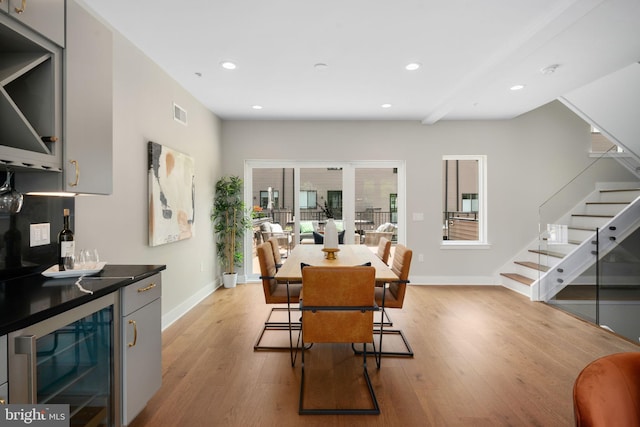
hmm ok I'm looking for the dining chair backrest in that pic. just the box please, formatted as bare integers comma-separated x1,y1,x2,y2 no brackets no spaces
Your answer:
376,237,392,266
267,237,283,267
301,266,376,344
384,244,412,309
257,242,300,304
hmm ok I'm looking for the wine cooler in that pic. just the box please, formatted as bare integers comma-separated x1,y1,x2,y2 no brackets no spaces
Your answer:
8,293,121,426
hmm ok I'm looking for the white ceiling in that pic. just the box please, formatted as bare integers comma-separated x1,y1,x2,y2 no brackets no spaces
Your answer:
81,0,640,122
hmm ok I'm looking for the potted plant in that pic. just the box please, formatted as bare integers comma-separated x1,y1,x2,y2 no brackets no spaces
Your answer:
212,175,252,288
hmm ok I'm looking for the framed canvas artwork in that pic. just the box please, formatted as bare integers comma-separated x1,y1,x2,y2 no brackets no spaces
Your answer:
148,141,195,246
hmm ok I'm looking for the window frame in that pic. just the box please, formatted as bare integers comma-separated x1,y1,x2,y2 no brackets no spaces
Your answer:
441,154,489,249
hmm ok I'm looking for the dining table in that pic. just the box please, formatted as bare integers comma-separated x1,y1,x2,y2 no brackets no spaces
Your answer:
275,244,398,284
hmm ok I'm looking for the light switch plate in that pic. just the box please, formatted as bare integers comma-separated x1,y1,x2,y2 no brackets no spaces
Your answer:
29,223,51,247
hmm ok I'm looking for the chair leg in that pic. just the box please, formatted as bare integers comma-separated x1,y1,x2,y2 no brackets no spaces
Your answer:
299,340,380,415
253,307,301,352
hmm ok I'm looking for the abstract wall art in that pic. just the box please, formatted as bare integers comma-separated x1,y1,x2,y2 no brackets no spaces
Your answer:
148,141,195,246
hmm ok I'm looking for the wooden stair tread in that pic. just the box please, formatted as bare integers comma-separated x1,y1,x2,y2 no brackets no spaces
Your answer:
514,261,549,272
500,273,534,286
571,213,614,218
568,226,597,231
529,249,565,258
599,188,640,193
585,201,630,205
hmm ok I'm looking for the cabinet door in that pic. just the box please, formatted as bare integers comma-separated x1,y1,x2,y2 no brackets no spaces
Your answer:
0,335,6,385
8,0,64,46
64,0,113,194
122,298,161,425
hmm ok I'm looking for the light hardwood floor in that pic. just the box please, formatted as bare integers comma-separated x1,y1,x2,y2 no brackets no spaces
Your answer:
129,284,638,427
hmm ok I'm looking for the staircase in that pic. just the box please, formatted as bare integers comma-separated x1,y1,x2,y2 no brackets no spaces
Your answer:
498,186,640,300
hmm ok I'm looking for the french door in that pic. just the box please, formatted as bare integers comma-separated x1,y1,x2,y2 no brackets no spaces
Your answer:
247,161,404,279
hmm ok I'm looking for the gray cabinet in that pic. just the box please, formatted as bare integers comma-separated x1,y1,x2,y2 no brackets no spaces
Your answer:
0,14,62,172
3,0,113,194
121,274,162,426
63,0,113,194
1,0,8,14
1,334,7,404
8,0,65,46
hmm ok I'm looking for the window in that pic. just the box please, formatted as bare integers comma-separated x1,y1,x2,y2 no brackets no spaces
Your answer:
442,155,487,245
461,193,478,212
327,190,343,218
299,190,317,209
390,193,397,223
259,190,279,209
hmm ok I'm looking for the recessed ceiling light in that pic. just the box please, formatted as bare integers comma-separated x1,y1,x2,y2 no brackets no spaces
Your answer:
405,63,421,71
194,72,202,77
510,84,525,91
252,105,263,110
381,103,392,108
540,64,561,75
314,63,328,70
220,61,237,70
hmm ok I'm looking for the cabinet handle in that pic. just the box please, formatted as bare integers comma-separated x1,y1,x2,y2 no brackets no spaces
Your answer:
69,160,79,187
0,399,6,404
137,283,157,293
128,320,138,347
14,335,37,403
14,0,27,13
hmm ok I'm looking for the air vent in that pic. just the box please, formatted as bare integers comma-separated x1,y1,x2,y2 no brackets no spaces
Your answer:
173,103,187,125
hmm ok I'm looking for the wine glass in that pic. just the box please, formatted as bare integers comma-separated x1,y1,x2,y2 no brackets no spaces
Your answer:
79,249,99,269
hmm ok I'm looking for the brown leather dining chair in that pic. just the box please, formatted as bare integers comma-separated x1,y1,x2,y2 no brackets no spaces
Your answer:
267,236,283,270
375,243,413,357
299,265,380,415
573,352,640,427
376,236,392,266
253,242,301,365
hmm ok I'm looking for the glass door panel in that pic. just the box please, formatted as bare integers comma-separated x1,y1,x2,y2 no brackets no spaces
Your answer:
354,168,399,246
251,167,294,276
299,167,344,243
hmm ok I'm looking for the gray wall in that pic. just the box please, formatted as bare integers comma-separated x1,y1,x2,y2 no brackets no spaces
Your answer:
561,62,640,159
74,32,222,328
222,101,634,284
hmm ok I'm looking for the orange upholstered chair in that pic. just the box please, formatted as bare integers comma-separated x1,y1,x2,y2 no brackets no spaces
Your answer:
375,243,413,357
573,352,640,427
376,237,392,266
267,236,283,269
253,242,301,363
299,266,380,415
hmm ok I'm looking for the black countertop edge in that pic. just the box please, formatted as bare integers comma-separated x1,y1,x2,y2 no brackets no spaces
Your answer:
0,264,166,335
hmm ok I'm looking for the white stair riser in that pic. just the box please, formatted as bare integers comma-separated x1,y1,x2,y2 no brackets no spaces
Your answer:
597,190,640,203
500,276,533,298
568,228,595,242
514,264,541,280
583,203,629,216
570,216,612,229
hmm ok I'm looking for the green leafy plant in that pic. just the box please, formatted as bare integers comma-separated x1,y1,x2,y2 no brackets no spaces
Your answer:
211,176,252,274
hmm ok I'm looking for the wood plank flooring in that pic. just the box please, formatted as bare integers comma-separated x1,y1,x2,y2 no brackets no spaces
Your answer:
129,284,639,427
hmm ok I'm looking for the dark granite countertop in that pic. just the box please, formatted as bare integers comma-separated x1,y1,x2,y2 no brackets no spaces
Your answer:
0,264,166,335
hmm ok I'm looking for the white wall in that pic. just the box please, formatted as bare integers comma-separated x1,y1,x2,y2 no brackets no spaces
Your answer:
74,32,222,328
222,101,635,284
561,62,640,159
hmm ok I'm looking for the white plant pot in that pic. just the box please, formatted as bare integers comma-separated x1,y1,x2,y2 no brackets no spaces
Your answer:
222,272,238,288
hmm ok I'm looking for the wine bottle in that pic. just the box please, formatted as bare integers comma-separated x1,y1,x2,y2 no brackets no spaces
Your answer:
58,209,75,270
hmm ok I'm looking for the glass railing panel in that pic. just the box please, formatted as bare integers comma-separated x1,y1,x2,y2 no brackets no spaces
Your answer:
537,147,638,300
596,225,640,342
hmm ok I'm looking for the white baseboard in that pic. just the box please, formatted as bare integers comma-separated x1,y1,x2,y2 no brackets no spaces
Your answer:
408,275,497,285
161,279,220,331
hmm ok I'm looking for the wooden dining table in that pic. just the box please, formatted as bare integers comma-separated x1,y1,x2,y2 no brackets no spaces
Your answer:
275,244,398,284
